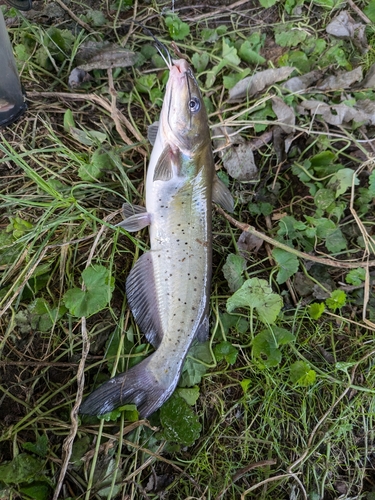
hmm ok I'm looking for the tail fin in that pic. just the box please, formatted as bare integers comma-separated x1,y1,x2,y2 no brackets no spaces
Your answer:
79,353,178,418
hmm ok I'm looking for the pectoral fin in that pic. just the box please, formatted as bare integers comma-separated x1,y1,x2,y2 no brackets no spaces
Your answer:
126,253,163,348
153,145,174,182
147,121,159,146
213,176,234,212
116,203,151,232
116,213,151,232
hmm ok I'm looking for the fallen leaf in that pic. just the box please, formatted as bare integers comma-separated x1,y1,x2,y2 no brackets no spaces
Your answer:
68,68,91,88
75,41,137,70
221,142,258,180
237,231,264,258
317,66,363,90
298,100,369,126
271,96,295,133
326,10,359,38
283,70,323,92
358,62,375,88
326,10,368,53
213,126,258,180
228,66,295,102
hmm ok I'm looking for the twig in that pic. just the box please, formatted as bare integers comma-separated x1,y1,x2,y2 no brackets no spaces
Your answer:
215,460,277,500
52,213,116,500
240,472,307,500
54,0,100,38
347,0,371,24
185,0,252,21
107,68,136,147
27,91,148,158
216,206,375,270
287,349,375,475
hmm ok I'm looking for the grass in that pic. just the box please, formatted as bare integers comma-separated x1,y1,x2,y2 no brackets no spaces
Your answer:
1,0,375,499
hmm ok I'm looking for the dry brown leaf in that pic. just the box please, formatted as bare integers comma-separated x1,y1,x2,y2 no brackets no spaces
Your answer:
78,48,136,71
237,231,264,258
317,66,363,90
326,10,368,53
213,126,258,181
283,70,323,92
298,100,369,126
271,96,295,133
358,62,375,89
228,67,295,102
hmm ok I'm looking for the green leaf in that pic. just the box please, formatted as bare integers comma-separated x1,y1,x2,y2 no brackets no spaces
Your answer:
290,361,316,386
179,342,213,387
165,15,190,40
286,50,310,73
70,436,91,466
314,188,335,210
308,302,325,320
248,202,273,216
369,171,375,197
275,28,307,48
191,52,210,73
221,38,241,67
238,38,266,65
222,253,246,292
63,109,75,132
313,0,333,6
160,394,201,445
0,453,45,485
345,267,366,286
249,103,276,133
364,0,375,22
253,326,295,368
20,482,51,500
22,435,48,458
227,278,283,324
272,248,299,284
176,386,200,405
259,0,278,6
325,290,346,310
324,227,347,253
219,313,249,339
223,69,251,90
63,265,115,317
277,215,306,240
240,379,251,393
78,149,114,182
327,168,358,197
214,341,239,365
6,216,33,239
84,9,106,26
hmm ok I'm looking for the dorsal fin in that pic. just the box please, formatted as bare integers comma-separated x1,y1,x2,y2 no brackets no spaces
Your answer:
126,253,164,348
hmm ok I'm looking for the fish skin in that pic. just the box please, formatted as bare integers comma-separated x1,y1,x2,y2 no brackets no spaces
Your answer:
80,59,233,418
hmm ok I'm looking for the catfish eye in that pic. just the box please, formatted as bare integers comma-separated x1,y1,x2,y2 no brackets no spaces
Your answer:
188,97,201,113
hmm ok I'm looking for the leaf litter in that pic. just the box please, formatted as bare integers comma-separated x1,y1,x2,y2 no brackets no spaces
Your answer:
1,1,375,499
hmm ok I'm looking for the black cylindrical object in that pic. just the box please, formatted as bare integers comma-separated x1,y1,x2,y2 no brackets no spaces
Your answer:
6,0,32,11
0,9,27,126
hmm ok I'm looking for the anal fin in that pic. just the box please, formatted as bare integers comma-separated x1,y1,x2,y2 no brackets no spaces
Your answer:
126,253,163,347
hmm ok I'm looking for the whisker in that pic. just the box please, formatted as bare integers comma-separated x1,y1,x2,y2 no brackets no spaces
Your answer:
132,20,172,69
185,72,192,128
